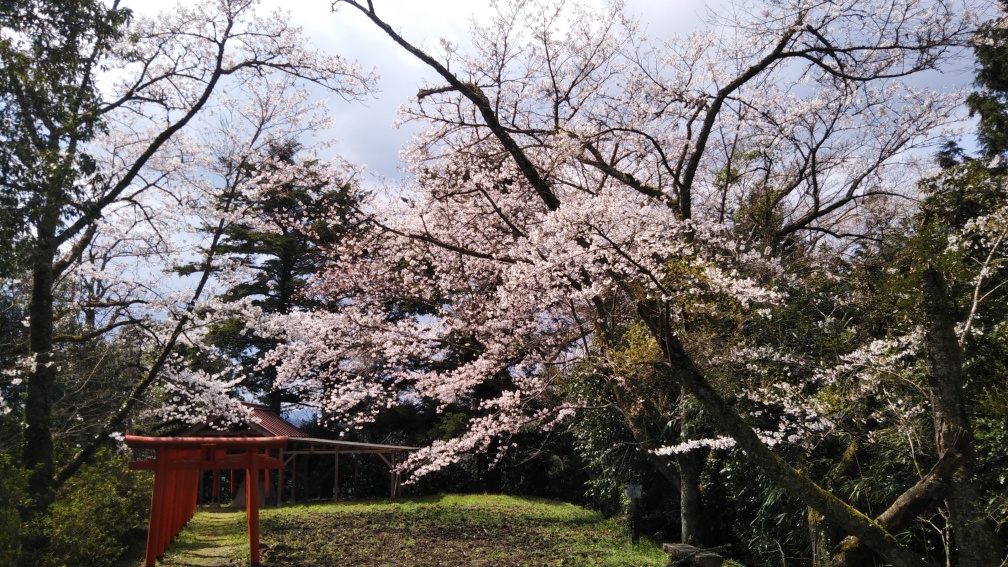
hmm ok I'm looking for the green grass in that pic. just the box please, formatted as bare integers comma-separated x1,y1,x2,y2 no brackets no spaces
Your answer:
261,494,668,566
143,495,669,566
132,509,248,566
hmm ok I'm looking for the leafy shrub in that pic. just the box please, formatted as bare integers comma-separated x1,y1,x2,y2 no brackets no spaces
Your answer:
0,454,25,565
40,448,151,567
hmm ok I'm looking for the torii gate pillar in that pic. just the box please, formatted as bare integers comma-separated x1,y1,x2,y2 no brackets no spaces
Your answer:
126,435,287,567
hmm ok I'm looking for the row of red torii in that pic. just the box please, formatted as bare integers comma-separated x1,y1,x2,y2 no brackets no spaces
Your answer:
126,434,417,567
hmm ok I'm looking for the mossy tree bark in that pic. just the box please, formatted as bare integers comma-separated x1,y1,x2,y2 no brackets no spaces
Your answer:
830,450,962,567
635,299,927,567
921,268,1005,567
808,507,830,567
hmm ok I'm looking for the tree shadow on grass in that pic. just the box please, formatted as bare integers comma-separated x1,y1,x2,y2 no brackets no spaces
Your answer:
147,509,248,567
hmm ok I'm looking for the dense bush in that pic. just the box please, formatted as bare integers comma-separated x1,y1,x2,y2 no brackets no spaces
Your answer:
37,448,150,567
0,454,25,565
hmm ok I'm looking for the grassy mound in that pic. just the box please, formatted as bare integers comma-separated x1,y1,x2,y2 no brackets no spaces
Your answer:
142,494,668,566
261,494,666,566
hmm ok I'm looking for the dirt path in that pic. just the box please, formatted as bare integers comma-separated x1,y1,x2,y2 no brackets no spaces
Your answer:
141,509,247,567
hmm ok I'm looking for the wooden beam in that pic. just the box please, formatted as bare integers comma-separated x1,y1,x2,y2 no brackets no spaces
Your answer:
126,435,288,450
129,454,283,471
333,452,340,502
247,450,261,566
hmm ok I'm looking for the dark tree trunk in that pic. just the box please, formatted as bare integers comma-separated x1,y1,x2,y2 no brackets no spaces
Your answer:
677,449,705,544
634,299,927,567
829,450,962,567
268,385,283,415
921,268,1005,567
676,382,705,545
22,222,58,519
808,507,831,567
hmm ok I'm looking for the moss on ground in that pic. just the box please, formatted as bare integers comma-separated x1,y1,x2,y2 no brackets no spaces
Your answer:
136,495,669,566
260,494,667,566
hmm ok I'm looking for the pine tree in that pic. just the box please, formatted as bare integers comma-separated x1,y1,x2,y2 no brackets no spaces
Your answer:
206,140,366,413
968,4,1008,159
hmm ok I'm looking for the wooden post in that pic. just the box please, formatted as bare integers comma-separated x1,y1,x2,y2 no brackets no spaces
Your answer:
247,450,261,566
291,454,297,503
212,466,220,508
278,449,285,506
377,452,398,498
197,468,204,507
185,464,194,519
393,453,401,498
189,467,198,518
389,452,396,498
144,449,167,567
166,466,178,545
333,452,339,502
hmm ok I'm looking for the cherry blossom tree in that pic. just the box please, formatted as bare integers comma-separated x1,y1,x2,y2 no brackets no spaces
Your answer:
254,0,998,564
0,0,374,526
198,139,367,415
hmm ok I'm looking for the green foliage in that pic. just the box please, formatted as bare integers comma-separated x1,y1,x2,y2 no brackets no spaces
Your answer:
968,3,1008,159
36,448,150,567
973,387,1008,540
916,160,1008,405
0,454,25,565
702,451,810,567
201,140,367,411
0,282,27,449
0,0,131,271
565,367,653,513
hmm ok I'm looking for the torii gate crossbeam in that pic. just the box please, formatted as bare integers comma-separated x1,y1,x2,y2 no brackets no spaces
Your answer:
126,435,287,567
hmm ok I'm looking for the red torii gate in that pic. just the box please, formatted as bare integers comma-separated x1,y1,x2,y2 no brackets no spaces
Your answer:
126,435,288,567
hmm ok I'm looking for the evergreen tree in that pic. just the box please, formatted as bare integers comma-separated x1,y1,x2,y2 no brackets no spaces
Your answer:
968,4,1008,159
205,140,367,413
0,0,129,516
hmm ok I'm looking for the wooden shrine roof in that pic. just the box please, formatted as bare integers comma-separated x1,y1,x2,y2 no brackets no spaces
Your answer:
180,402,309,438
245,404,309,438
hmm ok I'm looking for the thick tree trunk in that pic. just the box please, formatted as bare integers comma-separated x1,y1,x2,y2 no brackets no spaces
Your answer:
22,224,58,519
921,268,1005,567
677,382,705,545
614,380,708,543
830,450,962,567
809,507,831,567
677,449,705,544
635,299,927,567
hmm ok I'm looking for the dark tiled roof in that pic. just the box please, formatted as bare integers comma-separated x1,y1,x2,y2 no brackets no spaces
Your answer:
244,403,308,438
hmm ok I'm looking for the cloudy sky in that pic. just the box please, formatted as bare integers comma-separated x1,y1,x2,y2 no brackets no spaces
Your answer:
130,0,721,183
132,0,978,185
